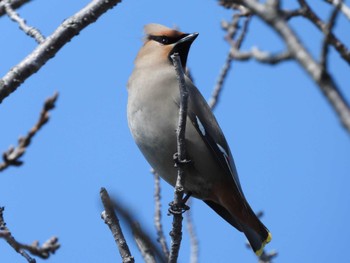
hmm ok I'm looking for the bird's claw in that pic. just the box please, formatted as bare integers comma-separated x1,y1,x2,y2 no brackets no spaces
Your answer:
168,201,190,215
173,152,191,167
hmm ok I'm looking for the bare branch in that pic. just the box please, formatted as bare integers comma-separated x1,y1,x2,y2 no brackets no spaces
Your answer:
185,200,199,263
208,13,251,110
282,8,306,20
258,250,278,263
100,188,135,263
0,0,30,17
133,223,157,263
230,47,292,64
168,52,191,263
0,92,58,172
266,0,280,10
4,0,45,43
0,207,60,262
320,0,343,71
220,0,350,134
0,0,122,103
298,0,350,65
100,188,167,263
152,170,169,258
325,0,350,20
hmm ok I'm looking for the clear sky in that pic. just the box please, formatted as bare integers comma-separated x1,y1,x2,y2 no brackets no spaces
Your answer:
1,1,350,263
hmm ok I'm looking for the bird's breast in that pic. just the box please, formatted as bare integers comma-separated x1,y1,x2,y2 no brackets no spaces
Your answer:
127,67,219,199
127,68,180,185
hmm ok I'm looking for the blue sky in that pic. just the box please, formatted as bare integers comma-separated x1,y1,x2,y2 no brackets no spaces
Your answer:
1,1,350,262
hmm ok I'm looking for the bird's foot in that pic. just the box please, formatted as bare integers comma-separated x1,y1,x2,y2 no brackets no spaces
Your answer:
168,192,192,215
173,152,191,168
168,202,190,215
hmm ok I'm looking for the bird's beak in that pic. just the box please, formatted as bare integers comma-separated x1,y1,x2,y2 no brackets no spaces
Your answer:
175,32,199,46
170,32,199,68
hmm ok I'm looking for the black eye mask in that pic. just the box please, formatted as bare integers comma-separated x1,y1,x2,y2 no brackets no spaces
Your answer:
148,34,188,45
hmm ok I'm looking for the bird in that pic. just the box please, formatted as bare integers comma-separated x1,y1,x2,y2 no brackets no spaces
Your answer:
127,23,271,256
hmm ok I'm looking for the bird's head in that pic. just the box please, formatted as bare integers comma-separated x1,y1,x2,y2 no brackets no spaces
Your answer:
135,23,198,69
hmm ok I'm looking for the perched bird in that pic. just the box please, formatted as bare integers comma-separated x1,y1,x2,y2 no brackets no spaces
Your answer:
127,23,271,255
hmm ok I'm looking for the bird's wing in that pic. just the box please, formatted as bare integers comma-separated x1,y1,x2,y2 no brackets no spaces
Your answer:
184,77,245,196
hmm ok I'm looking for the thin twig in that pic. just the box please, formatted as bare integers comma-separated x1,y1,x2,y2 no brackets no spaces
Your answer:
0,0,30,17
282,7,306,20
0,0,122,103
0,207,60,262
298,0,350,65
230,47,292,64
100,188,135,263
4,0,45,43
208,13,251,110
168,52,190,263
266,0,280,10
0,92,58,172
227,1,350,65
100,188,167,263
152,170,169,258
320,0,343,72
220,0,350,134
133,223,157,263
325,0,350,20
258,250,278,263
185,199,199,263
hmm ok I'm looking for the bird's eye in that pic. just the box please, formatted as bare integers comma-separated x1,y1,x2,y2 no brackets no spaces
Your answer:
149,35,172,45
160,37,169,44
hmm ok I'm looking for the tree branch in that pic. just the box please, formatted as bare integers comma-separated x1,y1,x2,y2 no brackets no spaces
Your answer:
100,188,135,263
230,47,292,64
208,12,251,110
320,0,343,71
298,0,350,65
185,199,199,263
152,170,169,258
133,223,157,263
100,188,166,263
0,0,122,103
325,0,350,20
0,0,30,17
0,207,60,263
168,52,191,263
220,0,350,134
0,92,58,172
4,0,45,43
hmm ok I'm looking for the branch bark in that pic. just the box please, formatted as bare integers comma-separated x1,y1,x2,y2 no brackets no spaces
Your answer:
230,47,292,64
298,0,350,65
4,0,45,43
325,0,350,20
0,92,58,172
0,207,60,263
185,200,199,263
100,188,166,263
152,170,169,258
0,0,122,103
209,12,251,110
133,223,157,263
320,0,343,71
221,0,350,135
0,0,30,17
100,188,135,263
168,52,190,263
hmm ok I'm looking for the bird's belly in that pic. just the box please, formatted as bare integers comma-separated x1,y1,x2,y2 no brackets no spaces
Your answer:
128,101,216,199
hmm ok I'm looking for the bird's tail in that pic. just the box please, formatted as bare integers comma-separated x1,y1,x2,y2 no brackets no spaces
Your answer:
204,200,272,256
240,217,272,256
